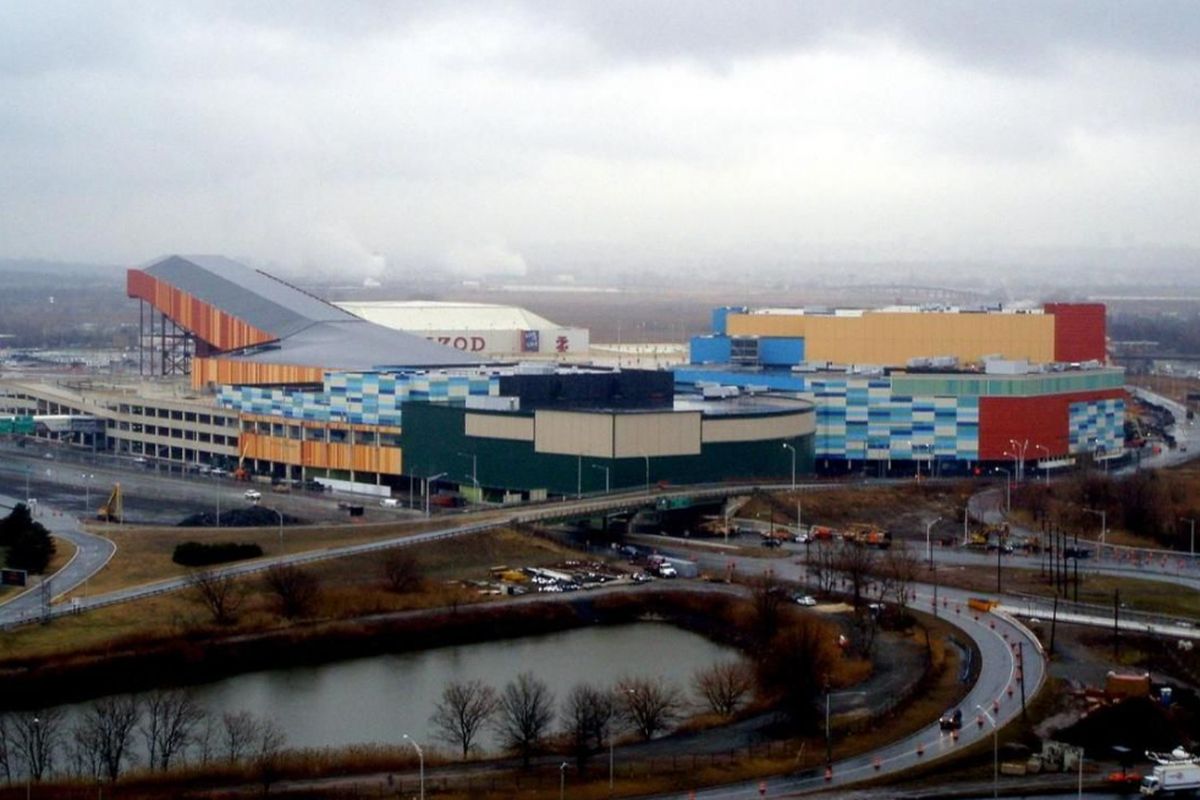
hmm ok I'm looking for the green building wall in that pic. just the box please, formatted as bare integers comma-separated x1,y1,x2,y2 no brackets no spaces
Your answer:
400,403,815,497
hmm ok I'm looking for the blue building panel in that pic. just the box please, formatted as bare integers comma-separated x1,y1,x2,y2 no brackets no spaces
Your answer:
758,337,806,367
689,336,733,364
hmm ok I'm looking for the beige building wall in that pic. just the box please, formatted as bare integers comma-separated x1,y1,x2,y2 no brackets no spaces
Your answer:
533,410,614,457
702,411,814,443
466,412,535,442
613,412,701,457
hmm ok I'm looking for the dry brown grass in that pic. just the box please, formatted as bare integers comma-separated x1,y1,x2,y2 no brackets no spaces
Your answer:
11,528,587,662
78,508,523,595
930,562,1200,618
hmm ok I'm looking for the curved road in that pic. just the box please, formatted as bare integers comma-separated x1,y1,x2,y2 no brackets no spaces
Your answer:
0,492,115,625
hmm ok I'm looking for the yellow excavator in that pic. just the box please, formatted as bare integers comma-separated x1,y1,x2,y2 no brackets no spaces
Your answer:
97,483,123,522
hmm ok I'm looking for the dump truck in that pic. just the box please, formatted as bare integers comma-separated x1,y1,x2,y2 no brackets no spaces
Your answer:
1141,763,1200,795
842,523,892,549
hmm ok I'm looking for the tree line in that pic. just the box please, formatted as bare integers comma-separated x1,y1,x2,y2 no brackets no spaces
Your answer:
429,664,757,771
0,690,284,786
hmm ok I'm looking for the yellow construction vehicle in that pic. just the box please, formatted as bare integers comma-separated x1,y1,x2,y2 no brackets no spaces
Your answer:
97,483,123,522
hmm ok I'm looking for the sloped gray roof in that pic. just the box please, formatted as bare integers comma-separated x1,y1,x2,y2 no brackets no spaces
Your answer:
141,255,479,368
142,255,360,339
225,321,480,369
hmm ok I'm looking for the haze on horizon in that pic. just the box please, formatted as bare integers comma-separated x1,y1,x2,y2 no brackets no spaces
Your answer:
2,1,1198,283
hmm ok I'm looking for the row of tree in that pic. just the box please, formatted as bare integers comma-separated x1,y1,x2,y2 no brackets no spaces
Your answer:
0,691,284,785
430,665,756,769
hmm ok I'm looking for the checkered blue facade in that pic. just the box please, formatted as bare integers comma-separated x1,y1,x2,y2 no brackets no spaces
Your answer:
217,370,499,427
1068,398,1125,455
811,377,980,461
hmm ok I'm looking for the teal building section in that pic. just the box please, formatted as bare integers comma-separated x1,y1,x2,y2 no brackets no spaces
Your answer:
399,403,815,496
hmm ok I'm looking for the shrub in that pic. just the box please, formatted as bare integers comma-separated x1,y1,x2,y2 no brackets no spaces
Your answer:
173,541,263,567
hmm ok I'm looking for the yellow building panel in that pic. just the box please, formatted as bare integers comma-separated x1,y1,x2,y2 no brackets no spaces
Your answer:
726,312,1055,364
241,432,402,475
191,357,325,389
725,314,807,337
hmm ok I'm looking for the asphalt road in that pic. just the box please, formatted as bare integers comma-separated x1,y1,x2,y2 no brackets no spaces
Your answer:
638,545,1046,798
0,491,115,625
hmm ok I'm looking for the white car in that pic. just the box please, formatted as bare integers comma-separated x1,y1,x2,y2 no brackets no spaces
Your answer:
794,594,817,607
243,489,262,501
380,498,400,508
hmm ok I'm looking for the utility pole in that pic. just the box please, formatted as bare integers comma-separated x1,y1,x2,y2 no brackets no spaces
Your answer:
1114,588,1120,660
1018,641,1027,719
1050,595,1059,655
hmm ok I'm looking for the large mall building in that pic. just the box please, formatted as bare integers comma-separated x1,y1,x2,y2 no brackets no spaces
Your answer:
679,303,1123,475
0,255,1125,496
1,256,812,499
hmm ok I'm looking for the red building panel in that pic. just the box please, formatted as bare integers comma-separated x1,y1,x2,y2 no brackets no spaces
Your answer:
978,388,1125,460
1044,303,1107,363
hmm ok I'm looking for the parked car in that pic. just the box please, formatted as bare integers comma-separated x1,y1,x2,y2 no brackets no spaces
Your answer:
380,498,400,508
939,708,963,730
794,594,817,607
243,489,262,501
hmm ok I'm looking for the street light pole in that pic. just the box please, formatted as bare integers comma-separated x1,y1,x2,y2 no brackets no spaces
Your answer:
825,690,866,765
457,452,478,490
641,454,650,494
925,517,941,569
1035,444,1051,486
591,464,610,493
402,734,424,800
560,761,568,800
996,467,1010,513
424,473,446,517
1083,508,1107,545
1184,518,1197,557
271,507,283,547
782,442,796,490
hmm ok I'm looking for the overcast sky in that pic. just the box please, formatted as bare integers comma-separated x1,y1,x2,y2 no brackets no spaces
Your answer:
2,1,1198,280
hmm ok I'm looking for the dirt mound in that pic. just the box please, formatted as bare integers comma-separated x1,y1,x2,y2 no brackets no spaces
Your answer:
178,507,305,528
1056,696,1190,754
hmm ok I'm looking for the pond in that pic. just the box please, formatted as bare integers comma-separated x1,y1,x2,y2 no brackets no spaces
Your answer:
73,621,739,753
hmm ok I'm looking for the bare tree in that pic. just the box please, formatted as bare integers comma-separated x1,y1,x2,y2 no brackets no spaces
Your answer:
616,677,684,741
262,564,321,619
75,696,141,782
880,546,921,614
561,683,616,771
755,618,838,731
253,718,288,796
805,543,840,595
188,569,245,625
221,710,261,763
692,660,755,717
495,672,555,768
834,542,877,608
11,709,64,781
382,551,423,593
750,571,789,648
431,679,500,760
141,690,206,771
0,714,12,784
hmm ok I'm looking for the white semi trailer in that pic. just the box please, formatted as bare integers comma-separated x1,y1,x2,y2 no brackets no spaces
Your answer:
1142,763,1200,796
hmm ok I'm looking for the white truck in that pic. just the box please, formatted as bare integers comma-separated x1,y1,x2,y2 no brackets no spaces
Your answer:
1142,763,1200,795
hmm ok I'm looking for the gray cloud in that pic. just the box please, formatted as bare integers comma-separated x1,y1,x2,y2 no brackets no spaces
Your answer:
0,1,1197,277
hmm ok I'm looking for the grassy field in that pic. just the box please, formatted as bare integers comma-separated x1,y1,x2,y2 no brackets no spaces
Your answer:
931,562,1200,618
5,527,585,661
77,508,521,595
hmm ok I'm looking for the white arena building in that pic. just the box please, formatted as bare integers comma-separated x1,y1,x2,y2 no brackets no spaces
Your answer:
334,300,589,360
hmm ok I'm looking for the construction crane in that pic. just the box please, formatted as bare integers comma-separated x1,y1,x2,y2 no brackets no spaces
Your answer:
97,483,123,522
